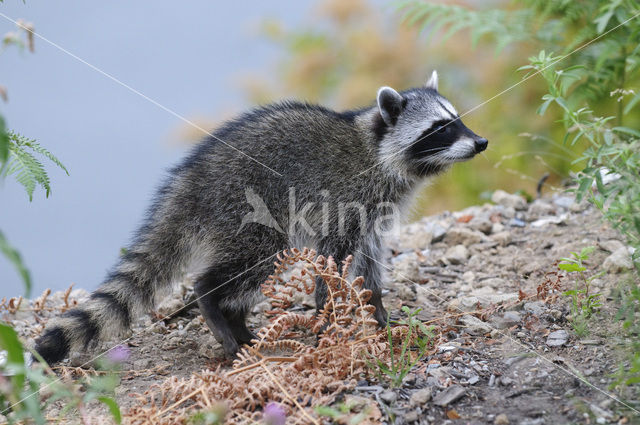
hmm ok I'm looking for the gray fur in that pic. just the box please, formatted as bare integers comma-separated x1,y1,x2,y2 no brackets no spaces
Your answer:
35,73,488,363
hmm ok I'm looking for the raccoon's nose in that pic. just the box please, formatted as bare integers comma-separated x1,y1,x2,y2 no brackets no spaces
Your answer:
474,138,488,153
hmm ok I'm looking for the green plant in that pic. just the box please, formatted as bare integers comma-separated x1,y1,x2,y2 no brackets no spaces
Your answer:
0,323,123,424
612,278,640,393
368,306,433,388
314,399,372,425
400,0,640,395
558,247,604,336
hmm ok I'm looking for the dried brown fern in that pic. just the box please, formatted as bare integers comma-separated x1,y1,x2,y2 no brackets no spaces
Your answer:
123,248,428,425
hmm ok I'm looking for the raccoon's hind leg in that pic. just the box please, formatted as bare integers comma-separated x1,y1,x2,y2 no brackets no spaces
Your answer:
195,285,239,356
194,262,265,356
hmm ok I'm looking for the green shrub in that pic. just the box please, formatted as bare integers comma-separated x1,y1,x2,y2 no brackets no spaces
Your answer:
400,0,640,399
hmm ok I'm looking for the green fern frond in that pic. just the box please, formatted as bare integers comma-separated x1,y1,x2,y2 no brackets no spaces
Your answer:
8,131,69,175
1,131,68,201
0,229,32,297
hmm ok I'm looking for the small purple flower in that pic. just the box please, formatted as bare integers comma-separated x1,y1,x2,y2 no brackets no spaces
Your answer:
107,345,130,364
263,402,286,425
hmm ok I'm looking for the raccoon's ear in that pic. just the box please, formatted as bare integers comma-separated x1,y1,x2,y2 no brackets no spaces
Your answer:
425,70,438,90
377,86,404,126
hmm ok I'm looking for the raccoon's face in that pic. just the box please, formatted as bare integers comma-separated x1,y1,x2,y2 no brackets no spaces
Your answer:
375,71,488,177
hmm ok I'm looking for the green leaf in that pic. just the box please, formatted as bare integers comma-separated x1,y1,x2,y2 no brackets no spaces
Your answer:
595,169,607,195
315,405,341,419
0,322,26,399
97,396,122,423
559,262,586,272
0,116,8,163
0,229,31,297
612,126,640,138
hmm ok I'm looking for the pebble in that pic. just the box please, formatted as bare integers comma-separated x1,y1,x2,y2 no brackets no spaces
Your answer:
444,227,485,246
492,311,521,329
508,218,526,227
598,239,625,253
426,221,448,242
134,358,153,370
530,214,568,227
392,252,421,282
491,231,512,246
396,284,416,302
443,244,469,265
396,222,433,250
492,190,527,210
524,301,546,316
460,314,492,334
404,409,420,422
603,246,633,273
409,387,432,406
494,413,510,424
528,199,555,218
380,390,398,404
553,196,574,209
546,329,569,347
433,384,466,407
470,217,493,234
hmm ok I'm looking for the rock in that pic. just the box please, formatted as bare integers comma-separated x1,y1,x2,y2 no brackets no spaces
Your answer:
424,221,448,243
134,358,153,370
508,218,526,227
409,387,432,406
476,293,518,308
491,231,512,246
462,271,475,283
492,311,521,329
460,314,492,334
524,301,546,316
492,190,527,210
469,217,493,234
531,213,568,228
549,309,562,320
396,284,416,302
598,239,625,253
546,329,569,347
553,196,574,209
444,228,485,246
494,413,510,425
603,247,633,273
483,278,508,289
380,390,397,404
519,260,545,277
433,384,466,407
392,252,421,282
443,244,469,265
404,409,420,423
459,296,480,312
396,222,433,250
491,222,505,234
528,199,555,218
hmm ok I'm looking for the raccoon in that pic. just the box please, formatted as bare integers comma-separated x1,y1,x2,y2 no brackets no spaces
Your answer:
35,71,488,364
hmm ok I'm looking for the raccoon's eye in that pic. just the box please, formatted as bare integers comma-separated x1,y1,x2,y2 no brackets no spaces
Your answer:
436,125,449,134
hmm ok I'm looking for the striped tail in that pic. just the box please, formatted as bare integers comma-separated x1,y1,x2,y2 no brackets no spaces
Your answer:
35,221,189,365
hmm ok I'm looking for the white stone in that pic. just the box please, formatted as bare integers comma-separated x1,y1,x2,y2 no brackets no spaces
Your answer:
492,190,527,210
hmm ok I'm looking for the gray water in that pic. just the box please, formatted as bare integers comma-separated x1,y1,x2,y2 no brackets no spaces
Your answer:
0,1,312,299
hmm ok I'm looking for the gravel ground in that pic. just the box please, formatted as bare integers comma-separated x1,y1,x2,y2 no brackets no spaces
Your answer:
2,190,639,424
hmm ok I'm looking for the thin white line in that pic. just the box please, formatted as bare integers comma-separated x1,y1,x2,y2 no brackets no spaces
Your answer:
356,10,640,177
2,252,277,415
0,12,283,177
355,249,640,415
